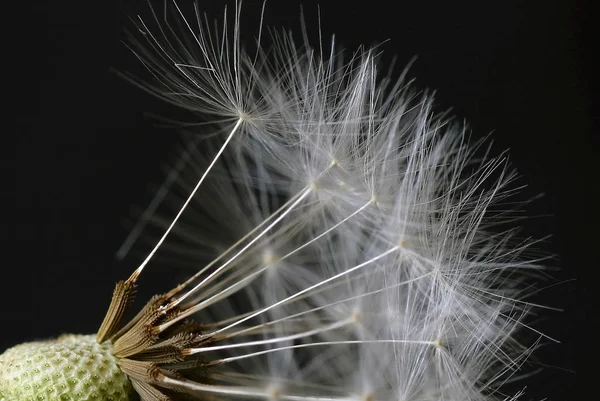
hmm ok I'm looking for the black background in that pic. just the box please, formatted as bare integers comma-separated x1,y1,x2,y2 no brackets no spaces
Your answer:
7,0,590,399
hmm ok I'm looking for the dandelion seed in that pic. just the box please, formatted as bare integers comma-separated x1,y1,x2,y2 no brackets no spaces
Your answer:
1,1,552,401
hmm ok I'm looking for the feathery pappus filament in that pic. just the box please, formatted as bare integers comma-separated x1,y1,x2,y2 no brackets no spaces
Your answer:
1,1,554,401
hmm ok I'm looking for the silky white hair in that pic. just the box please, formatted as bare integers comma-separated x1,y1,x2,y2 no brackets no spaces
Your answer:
115,1,551,400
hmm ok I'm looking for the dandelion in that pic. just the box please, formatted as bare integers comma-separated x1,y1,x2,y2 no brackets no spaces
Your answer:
1,1,552,400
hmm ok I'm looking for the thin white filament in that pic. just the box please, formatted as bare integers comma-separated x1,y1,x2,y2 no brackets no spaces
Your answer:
209,245,401,336
129,118,243,282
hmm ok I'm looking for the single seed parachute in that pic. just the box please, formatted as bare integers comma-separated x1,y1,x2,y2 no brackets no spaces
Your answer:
1,1,551,400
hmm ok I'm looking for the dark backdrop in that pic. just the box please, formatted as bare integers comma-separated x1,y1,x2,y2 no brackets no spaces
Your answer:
8,0,589,399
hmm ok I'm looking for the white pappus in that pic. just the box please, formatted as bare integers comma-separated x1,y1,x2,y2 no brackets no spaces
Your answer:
0,1,554,401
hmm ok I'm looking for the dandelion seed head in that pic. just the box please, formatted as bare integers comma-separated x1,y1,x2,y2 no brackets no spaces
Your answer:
2,1,555,400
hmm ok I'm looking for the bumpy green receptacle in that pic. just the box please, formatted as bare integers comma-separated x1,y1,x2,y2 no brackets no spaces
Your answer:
0,334,136,401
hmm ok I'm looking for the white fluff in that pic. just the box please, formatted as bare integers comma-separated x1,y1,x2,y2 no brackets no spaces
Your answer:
118,1,548,400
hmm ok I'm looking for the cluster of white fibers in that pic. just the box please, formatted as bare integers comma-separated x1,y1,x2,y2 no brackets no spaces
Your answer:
116,1,549,400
